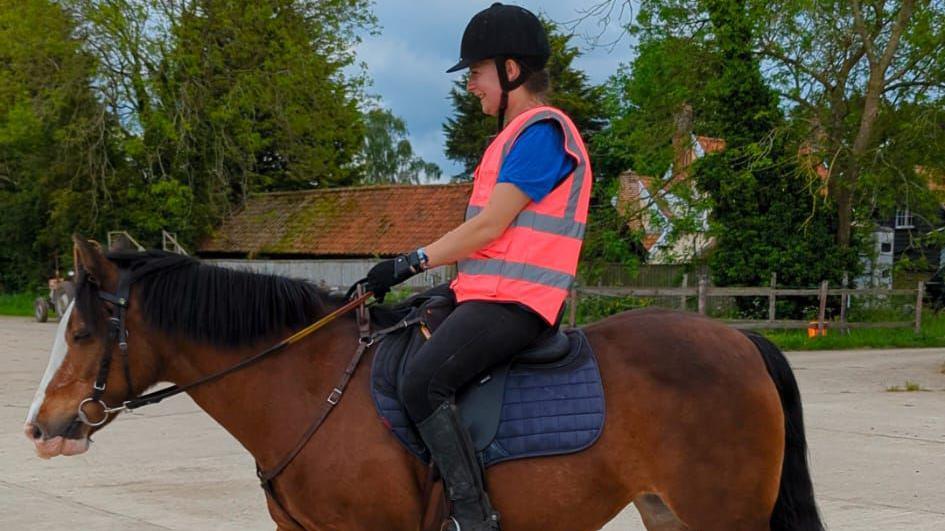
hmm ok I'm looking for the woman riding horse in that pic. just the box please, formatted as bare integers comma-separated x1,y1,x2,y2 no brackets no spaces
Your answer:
24,3,824,529
364,4,592,530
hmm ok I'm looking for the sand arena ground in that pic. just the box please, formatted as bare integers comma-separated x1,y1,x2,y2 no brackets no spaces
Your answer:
3,315,944,530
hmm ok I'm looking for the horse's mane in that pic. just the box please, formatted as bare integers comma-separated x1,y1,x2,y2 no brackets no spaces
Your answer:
75,250,347,348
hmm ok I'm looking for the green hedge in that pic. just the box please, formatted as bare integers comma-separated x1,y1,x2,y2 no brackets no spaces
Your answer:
0,292,37,317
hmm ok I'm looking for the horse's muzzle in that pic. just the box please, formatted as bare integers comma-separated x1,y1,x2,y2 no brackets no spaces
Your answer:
24,421,90,459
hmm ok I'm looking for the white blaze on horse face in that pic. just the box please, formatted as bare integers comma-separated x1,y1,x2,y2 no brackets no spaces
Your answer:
26,301,74,424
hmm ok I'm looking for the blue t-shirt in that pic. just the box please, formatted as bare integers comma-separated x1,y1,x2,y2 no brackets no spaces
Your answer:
497,120,576,202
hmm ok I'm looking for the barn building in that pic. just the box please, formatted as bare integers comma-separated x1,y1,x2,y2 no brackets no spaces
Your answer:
197,183,472,291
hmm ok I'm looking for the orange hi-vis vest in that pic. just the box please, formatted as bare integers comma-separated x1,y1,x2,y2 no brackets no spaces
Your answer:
450,106,593,325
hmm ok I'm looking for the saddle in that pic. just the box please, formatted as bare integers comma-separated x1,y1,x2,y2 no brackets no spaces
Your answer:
370,284,605,468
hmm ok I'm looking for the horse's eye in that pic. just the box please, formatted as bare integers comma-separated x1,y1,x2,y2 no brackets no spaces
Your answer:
72,330,91,342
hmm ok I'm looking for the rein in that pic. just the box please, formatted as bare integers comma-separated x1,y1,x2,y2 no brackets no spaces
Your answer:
76,276,374,425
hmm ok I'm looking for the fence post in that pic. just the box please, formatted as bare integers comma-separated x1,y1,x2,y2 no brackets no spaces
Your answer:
839,272,849,334
817,280,828,336
915,280,924,334
568,284,578,328
698,276,707,315
768,272,777,323
680,273,689,311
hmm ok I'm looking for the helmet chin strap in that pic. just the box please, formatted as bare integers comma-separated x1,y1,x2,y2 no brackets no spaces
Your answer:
494,56,530,132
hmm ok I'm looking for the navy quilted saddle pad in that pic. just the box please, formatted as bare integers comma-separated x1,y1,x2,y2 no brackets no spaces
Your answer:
370,314,606,468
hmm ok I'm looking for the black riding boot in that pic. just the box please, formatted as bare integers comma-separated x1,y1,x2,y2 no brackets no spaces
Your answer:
416,402,500,531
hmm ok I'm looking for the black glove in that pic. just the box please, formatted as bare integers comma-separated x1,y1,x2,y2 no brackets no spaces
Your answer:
365,251,425,302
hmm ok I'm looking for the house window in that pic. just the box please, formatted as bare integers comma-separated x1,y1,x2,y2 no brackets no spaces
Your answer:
895,209,914,229
880,242,892,253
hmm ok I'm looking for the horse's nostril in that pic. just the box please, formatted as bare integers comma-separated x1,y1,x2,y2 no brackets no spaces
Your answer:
24,422,44,441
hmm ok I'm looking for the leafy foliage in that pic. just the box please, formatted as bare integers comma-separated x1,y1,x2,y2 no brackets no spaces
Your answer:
690,0,859,293
356,107,441,184
0,0,113,290
591,38,718,181
636,0,945,247
595,0,861,306
0,0,377,291
695,139,859,290
139,0,373,230
578,179,644,285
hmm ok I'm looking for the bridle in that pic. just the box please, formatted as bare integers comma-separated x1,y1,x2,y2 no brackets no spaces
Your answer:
71,266,376,503
76,268,135,427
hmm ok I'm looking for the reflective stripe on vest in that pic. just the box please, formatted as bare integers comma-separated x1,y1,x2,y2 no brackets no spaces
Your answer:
450,106,593,325
458,259,574,290
464,205,586,239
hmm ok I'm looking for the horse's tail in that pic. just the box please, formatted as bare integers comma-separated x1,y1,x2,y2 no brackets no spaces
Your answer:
741,331,825,531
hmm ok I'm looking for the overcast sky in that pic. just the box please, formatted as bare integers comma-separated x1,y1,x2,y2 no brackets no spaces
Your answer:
354,1,638,178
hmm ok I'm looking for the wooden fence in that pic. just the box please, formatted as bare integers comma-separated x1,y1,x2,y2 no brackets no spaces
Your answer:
569,273,926,333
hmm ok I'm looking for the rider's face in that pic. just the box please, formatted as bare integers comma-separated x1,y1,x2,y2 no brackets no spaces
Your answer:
466,59,502,116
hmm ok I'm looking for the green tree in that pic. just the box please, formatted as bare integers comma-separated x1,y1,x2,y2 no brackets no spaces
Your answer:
691,0,856,293
591,37,718,181
632,0,945,248
695,139,859,290
74,0,376,241
0,0,114,291
357,107,441,184
700,0,781,148
443,19,606,178
589,0,860,312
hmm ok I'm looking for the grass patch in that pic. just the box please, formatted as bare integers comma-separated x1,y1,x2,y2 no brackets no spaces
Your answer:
886,380,929,392
0,292,37,317
572,295,648,325
762,313,945,351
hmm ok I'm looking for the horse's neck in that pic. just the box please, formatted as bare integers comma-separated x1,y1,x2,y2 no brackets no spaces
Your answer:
154,319,431,526
159,321,356,468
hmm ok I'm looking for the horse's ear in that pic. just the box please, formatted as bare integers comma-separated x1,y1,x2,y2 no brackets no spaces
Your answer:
72,234,115,286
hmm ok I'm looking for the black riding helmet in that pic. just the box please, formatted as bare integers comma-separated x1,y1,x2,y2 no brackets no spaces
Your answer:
447,3,551,131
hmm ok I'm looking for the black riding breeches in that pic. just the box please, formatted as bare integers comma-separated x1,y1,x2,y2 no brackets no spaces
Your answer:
401,299,550,421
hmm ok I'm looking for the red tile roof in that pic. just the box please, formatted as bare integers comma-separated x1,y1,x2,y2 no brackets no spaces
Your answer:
198,184,473,257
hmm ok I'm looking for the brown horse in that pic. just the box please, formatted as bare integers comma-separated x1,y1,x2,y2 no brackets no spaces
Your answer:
25,237,824,531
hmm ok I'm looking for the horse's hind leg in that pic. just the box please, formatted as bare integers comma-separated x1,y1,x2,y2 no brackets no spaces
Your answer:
633,494,688,531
